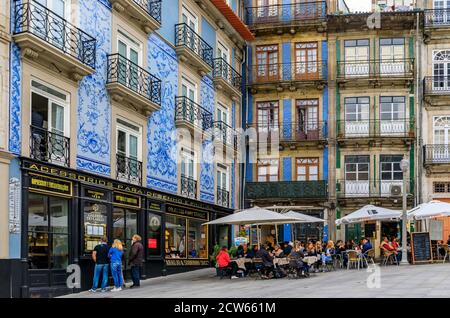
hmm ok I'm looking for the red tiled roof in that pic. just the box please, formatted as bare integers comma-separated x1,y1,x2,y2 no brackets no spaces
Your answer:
210,0,255,41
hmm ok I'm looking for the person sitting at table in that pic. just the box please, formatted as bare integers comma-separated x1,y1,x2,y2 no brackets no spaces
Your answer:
315,241,323,254
236,244,245,258
305,242,317,256
283,241,293,256
216,246,239,279
346,240,356,250
391,237,402,263
321,241,335,266
299,242,306,253
438,240,447,257
256,245,274,279
335,240,347,267
447,235,450,246
381,236,399,263
361,238,373,256
290,243,309,276
273,245,284,258
246,245,257,259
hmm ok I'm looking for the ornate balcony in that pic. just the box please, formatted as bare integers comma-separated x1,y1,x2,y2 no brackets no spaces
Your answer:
336,179,414,206
175,96,213,134
13,0,96,81
181,175,197,199
116,154,142,185
336,59,414,88
175,23,213,76
248,61,327,93
217,187,230,208
246,121,327,148
110,0,162,34
336,119,415,146
30,126,70,167
245,1,327,35
212,121,238,152
423,145,450,175
106,54,161,116
423,76,450,106
245,181,328,203
212,58,242,100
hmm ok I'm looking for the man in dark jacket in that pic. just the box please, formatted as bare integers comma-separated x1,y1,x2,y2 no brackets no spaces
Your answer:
128,234,144,288
256,245,274,278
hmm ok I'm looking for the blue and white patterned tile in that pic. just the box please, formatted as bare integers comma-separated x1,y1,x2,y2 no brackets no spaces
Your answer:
231,160,235,209
76,0,112,175
200,140,214,204
146,33,178,194
9,42,21,155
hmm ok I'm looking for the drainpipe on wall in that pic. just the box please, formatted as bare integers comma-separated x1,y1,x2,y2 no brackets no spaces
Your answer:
240,44,247,212
416,9,422,206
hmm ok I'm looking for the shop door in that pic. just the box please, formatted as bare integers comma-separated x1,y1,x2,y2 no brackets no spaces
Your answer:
113,207,139,274
28,193,70,288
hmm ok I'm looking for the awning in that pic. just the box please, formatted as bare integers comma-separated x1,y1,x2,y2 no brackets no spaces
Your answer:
335,205,402,225
408,200,450,220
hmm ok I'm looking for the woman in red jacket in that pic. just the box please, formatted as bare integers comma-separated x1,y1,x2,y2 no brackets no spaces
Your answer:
216,247,239,279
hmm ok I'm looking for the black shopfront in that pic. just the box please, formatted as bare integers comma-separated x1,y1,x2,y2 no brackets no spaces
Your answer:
20,159,233,298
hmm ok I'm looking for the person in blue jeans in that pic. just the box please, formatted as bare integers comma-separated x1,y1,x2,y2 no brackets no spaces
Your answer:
89,239,110,293
108,239,124,292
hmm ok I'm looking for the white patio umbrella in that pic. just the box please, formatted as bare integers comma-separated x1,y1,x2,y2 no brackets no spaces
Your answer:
408,200,450,220
203,206,300,246
283,211,326,223
335,205,402,226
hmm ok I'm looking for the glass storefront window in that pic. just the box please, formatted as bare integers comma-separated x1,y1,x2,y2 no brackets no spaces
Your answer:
218,225,229,248
165,215,208,259
83,202,107,253
187,219,207,259
147,212,162,256
165,215,187,258
28,193,69,270
113,208,138,259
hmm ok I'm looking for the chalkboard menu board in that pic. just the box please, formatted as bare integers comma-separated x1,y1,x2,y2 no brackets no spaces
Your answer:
411,232,433,264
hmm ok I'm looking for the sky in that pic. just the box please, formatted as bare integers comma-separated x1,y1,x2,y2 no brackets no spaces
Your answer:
345,0,372,12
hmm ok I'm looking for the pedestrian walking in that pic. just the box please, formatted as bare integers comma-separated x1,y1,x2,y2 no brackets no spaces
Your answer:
108,239,124,292
128,234,144,288
88,238,109,293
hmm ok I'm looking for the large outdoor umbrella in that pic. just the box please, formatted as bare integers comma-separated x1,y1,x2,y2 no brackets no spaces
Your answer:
283,211,326,223
335,205,402,225
203,206,300,245
408,200,450,220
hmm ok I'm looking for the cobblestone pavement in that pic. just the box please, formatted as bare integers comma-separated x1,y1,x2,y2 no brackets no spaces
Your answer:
62,263,450,298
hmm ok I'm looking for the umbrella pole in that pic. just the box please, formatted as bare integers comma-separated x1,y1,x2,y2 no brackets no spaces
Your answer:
275,225,278,245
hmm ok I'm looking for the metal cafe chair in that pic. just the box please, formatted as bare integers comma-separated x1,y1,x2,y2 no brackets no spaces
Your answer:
346,250,360,270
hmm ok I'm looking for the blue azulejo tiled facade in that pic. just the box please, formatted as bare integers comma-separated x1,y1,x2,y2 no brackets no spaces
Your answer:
3,0,249,297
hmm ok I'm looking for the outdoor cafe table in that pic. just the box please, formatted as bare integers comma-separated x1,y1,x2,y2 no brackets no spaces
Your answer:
302,256,319,266
232,258,253,270
273,257,289,266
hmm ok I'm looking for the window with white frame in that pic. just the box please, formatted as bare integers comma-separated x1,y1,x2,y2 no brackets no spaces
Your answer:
217,164,229,191
180,148,196,180
433,50,450,91
379,38,405,75
344,39,369,76
257,159,279,182
117,30,142,91
30,79,70,166
116,118,142,183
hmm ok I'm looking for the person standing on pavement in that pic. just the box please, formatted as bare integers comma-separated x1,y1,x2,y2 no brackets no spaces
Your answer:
109,239,124,292
89,238,109,293
128,234,144,288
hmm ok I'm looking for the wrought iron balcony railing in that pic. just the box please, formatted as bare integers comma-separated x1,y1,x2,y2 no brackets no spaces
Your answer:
181,175,197,199
336,179,414,198
134,0,162,23
425,9,450,27
175,23,213,68
107,53,161,106
213,58,242,90
116,154,142,185
245,1,327,27
217,187,230,208
424,76,450,95
245,181,328,200
337,59,414,79
248,61,327,85
423,145,450,165
246,121,327,143
213,121,237,149
336,119,415,139
13,0,96,69
30,125,70,167
175,96,213,131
